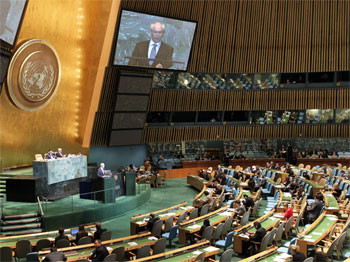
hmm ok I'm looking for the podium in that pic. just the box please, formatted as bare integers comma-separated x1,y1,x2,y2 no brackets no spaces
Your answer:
91,178,115,203
125,172,136,196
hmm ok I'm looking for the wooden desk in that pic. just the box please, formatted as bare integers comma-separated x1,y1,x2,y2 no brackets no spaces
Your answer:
297,212,338,257
239,247,290,262
130,202,193,235
178,207,231,244
324,192,339,215
39,233,156,261
134,240,220,262
0,224,96,249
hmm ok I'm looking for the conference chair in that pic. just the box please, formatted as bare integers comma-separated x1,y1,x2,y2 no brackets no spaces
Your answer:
100,230,112,241
283,216,294,239
333,232,347,259
26,252,39,262
196,226,214,242
215,231,234,251
134,245,150,259
148,175,156,188
274,222,285,246
55,239,70,248
78,236,92,245
189,208,198,220
15,240,32,261
200,204,209,217
212,223,224,243
152,238,166,255
104,254,116,261
193,252,205,262
221,216,233,238
267,228,276,247
35,239,51,251
219,249,233,262
151,220,164,238
314,234,339,262
156,176,162,187
252,231,270,254
162,225,178,248
0,246,13,262
111,246,125,262
176,212,187,225
291,213,302,235
163,215,174,232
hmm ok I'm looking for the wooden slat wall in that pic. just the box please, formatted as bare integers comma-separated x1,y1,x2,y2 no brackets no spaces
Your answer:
148,88,350,112
142,124,350,143
91,68,120,146
121,0,350,73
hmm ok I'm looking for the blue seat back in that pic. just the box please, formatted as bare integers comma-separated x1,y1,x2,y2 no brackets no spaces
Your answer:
225,231,234,247
169,225,178,240
306,186,312,195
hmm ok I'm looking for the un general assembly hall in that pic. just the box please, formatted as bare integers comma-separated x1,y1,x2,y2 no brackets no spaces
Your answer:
0,0,349,261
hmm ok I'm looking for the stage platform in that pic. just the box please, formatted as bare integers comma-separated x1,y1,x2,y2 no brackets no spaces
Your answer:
2,183,150,231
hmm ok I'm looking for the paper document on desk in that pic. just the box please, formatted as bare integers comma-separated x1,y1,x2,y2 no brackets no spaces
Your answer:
180,207,187,210
188,224,201,229
312,232,322,235
277,253,292,259
107,247,113,252
128,242,138,246
239,234,249,239
204,246,219,252
48,237,55,241
192,251,202,255
283,193,292,197
219,212,232,216
136,221,144,224
273,214,284,218
148,236,158,241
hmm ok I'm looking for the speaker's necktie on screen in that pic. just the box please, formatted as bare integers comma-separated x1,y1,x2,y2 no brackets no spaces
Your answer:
149,43,157,65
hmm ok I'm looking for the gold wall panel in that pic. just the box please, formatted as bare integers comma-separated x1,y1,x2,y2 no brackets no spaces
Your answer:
0,0,120,168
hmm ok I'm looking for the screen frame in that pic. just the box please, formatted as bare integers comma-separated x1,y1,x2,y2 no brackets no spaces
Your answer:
0,0,29,51
109,8,198,72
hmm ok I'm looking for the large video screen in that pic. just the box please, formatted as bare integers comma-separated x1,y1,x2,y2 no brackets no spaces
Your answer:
0,0,28,48
112,10,197,71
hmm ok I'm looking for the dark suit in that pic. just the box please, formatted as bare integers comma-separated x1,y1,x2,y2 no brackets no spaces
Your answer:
76,231,88,244
250,227,267,243
97,167,104,178
43,251,67,261
146,217,159,231
54,235,69,246
305,200,323,223
128,40,174,68
90,245,109,262
94,228,106,241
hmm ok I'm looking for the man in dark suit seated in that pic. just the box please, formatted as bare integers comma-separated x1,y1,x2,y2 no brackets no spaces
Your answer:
88,239,109,262
43,247,67,261
55,227,69,246
243,221,267,255
146,213,159,231
304,193,324,224
243,194,254,209
93,222,107,241
45,150,55,159
128,22,174,69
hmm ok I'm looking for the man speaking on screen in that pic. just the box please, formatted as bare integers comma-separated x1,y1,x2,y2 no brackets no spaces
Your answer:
128,22,174,69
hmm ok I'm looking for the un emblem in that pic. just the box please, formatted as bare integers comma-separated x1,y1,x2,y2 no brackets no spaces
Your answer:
7,39,61,111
